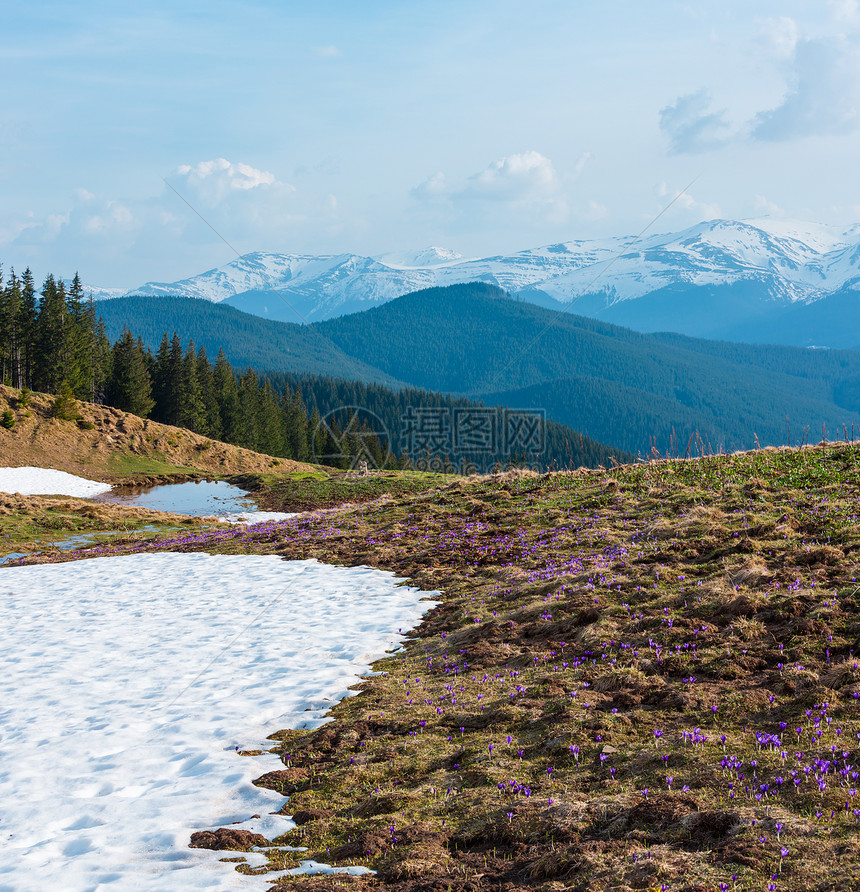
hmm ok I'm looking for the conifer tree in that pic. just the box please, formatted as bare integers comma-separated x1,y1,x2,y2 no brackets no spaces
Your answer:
18,268,37,390
91,315,112,403
50,380,80,420
107,328,154,417
236,369,263,450
151,333,183,426
196,345,221,441
0,269,23,387
179,340,207,434
281,385,309,460
151,334,172,423
212,349,240,443
34,274,68,393
255,381,284,456
64,273,93,398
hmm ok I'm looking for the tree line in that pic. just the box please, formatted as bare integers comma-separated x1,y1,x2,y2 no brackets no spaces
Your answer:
0,267,111,400
0,266,630,470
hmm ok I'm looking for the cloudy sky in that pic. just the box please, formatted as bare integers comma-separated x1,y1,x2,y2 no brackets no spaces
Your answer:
3,1,860,287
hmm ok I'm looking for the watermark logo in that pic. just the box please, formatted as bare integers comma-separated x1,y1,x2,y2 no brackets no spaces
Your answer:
401,407,545,461
312,406,392,470
312,405,546,472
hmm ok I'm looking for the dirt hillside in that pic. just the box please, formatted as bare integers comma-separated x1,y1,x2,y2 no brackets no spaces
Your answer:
0,385,316,483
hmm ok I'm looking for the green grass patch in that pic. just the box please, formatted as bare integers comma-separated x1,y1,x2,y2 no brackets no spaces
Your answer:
106,450,201,478
239,468,459,512
0,501,206,557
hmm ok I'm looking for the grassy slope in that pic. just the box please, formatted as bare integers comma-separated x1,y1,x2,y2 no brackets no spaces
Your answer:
240,469,460,513
0,491,214,558
0,385,316,484
41,443,860,891
0,385,324,557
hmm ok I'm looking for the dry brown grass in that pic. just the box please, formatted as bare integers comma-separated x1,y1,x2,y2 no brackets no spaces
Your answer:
0,384,315,483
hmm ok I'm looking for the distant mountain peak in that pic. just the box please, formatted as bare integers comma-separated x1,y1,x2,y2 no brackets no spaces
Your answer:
376,246,466,268
94,217,860,341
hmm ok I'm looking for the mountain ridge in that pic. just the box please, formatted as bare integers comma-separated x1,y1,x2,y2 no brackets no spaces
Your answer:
83,217,860,346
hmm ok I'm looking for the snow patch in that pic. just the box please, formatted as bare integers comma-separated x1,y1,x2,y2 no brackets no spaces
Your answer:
376,246,467,268
218,510,298,524
0,466,112,497
0,553,436,890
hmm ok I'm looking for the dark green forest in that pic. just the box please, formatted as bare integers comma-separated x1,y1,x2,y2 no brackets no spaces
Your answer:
97,294,401,385
0,266,627,471
10,268,860,460
315,284,860,454
96,285,860,456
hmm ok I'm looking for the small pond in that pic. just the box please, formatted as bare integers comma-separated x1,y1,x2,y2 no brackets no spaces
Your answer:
95,479,261,517
1,480,295,564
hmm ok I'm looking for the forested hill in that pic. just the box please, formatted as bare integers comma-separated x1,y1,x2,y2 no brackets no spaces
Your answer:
96,284,860,456
0,268,627,470
315,284,860,454
96,295,401,386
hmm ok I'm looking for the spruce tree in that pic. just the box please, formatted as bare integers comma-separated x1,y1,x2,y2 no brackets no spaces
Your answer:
151,333,172,423
107,328,154,417
18,269,37,390
91,316,112,403
236,369,261,450
281,385,309,460
34,274,68,393
50,380,80,420
65,273,92,398
196,345,222,440
213,350,240,443
178,341,207,434
0,269,23,387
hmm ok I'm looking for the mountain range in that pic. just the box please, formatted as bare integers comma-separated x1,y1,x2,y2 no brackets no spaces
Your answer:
86,218,860,347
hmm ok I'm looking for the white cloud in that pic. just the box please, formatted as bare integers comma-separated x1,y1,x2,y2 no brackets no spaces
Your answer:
173,158,282,202
659,89,732,154
829,0,860,24
757,16,799,60
751,35,860,140
459,150,561,202
583,199,609,221
753,195,786,216
412,151,570,221
4,159,342,286
657,182,721,221
313,45,342,59
572,152,592,179
408,151,575,246
410,171,448,200
19,212,71,245
81,202,134,234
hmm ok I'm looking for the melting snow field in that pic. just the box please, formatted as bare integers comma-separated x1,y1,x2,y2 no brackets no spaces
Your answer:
0,466,112,498
0,553,435,891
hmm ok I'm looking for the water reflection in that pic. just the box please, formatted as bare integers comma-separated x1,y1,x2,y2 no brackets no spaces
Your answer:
95,480,258,517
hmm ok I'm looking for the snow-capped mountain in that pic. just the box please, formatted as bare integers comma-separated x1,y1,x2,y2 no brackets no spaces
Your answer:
375,246,467,268
89,218,860,345
80,284,127,301
121,252,438,321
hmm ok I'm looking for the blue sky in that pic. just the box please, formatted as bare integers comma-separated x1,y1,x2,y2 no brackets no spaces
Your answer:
3,1,860,286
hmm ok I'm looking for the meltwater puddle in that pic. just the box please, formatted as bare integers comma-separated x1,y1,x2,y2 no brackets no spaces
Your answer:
0,469,298,563
94,479,296,524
